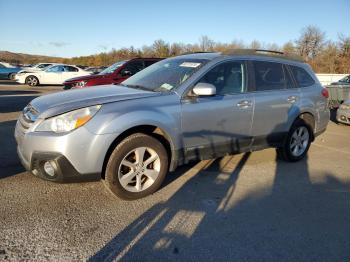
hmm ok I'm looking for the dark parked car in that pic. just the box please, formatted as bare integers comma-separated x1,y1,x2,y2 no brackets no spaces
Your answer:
63,58,162,89
330,75,350,85
0,62,22,80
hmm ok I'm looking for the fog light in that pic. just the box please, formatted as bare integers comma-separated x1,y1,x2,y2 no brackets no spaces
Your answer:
43,161,57,177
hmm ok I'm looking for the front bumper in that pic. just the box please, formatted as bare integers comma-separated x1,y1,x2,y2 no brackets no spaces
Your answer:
336,108,350,125
15,75,26,84
14,119,116,182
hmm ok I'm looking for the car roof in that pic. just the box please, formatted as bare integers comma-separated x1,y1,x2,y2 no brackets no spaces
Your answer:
176,49,305,64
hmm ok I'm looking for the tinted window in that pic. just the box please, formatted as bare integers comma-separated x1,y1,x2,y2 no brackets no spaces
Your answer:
198,61,245,95
254,61,288,91
46,65,64,72
144,60,158,67
290,66,315,87
64,66,79,72
284,66,295,88
0,64,5,68
37,64,51,69
121,61,144,75
338,75,350,83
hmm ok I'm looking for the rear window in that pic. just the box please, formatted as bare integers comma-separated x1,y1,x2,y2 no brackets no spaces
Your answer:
253,61,291,91
290,66,315,87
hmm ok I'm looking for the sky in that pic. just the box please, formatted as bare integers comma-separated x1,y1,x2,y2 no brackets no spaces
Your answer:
1,0,349,58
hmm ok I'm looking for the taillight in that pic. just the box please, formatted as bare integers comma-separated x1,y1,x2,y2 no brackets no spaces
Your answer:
321,88,329,98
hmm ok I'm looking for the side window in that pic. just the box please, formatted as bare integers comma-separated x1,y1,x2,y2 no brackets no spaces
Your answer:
64,66,79,72
0,64,5,68
284,65,295,89
254,61,287,91
198,61,245,95
290,65,315,87
121,61,144,76
144,60,158,67
47,65,64,72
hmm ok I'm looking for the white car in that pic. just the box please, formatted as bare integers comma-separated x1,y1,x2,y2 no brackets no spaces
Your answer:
19,63,60,73
15,64,92,86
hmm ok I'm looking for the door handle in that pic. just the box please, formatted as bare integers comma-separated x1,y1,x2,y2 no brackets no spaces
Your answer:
237,100,252,108
287,96,298,103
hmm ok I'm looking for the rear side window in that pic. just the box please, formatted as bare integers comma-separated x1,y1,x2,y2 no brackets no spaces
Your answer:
64,66,79,72
253,61,289,91
290,66,315,87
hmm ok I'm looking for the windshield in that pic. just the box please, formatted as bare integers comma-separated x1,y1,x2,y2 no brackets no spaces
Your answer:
339,75,350,83
121,58,209,92
99,60,127,75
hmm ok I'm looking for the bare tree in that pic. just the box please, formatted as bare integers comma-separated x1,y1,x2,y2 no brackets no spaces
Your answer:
199,35,215,51
296,26,325,60
152,39,170,57
282,41,296,54
338,34,350,57
249,40,261,49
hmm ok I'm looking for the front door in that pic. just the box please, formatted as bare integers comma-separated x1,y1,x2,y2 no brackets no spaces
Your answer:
44,65,64,84
181,60,254,162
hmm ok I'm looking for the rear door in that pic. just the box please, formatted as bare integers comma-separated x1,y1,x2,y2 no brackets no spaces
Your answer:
250,60,300,149
181,60,254,161
63,66,80,83
43,65,65,84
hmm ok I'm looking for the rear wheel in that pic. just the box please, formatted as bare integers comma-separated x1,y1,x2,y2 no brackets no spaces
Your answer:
26,75,39,86
104,133,169,200
277,119,312,162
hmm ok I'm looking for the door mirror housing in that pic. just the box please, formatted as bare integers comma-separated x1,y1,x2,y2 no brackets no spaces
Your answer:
192,83,216,96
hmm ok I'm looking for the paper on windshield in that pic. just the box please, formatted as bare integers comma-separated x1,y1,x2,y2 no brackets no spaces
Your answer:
179,62,201,68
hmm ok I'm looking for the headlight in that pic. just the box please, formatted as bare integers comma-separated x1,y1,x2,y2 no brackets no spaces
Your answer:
35,105,101,133
340,104,350,110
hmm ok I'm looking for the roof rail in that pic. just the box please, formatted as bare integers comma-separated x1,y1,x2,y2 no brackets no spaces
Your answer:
222,49,304,62
181,51,216,55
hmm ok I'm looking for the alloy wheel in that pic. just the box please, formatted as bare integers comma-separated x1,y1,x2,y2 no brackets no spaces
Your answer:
27,77,38,86
118,147,160,193
290,126,309,157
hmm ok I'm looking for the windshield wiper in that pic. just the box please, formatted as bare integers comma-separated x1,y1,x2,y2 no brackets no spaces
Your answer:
121,84,154,91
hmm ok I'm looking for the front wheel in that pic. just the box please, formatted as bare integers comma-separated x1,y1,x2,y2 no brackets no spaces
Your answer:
104,133,169,200
25,75,39,86
277,119,312,162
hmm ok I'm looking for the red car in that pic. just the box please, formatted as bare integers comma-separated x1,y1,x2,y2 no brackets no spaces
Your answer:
63,58,162,89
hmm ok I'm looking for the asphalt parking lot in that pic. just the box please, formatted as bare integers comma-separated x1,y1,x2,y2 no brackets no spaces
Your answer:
1,81,350,261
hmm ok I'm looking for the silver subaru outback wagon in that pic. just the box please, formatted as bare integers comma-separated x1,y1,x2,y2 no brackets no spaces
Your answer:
15,50,330,199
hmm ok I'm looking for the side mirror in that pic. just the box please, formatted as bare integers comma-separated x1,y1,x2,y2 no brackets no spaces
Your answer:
192,82,216,96
121,70,133,77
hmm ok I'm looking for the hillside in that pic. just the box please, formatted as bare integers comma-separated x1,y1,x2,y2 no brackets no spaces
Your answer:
0,51,64,64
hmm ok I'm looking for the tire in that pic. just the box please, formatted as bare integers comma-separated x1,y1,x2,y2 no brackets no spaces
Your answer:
9,73,16,80
25,75,39,86
277,119,312,162
104,133,169,200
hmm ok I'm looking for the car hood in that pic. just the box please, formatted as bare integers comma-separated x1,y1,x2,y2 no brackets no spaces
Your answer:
30,85,161,118
64,73,110,83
